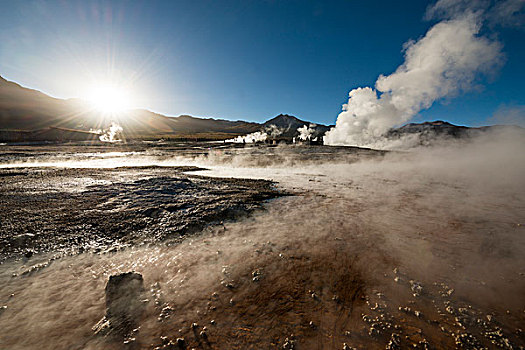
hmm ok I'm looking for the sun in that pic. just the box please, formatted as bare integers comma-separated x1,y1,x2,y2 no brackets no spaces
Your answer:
86,84,130,114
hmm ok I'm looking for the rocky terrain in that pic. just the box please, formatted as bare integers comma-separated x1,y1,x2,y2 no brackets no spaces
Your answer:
0,141,524,349
0,164,280,262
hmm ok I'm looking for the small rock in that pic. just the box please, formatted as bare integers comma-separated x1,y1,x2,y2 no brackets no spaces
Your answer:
221,281,235,289
176,337,186,348
161,336,170,345
409,280,423,297
282,336,296,349
386,333,401,349
123,337,136,344
93,272,145,337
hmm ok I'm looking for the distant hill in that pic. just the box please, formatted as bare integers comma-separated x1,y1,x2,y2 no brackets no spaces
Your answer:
387,120,524,146
7,75,516,146
390,120,470,136
0,76,260,141
263,114,307,131
262,114,331,138
0,75,336,143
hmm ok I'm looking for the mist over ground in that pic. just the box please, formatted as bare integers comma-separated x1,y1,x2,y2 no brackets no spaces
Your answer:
1,128,524,349
1,0,524,348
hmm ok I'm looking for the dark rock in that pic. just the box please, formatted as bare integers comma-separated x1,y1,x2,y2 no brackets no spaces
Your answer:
93,272,145,337
176,337,186,349
11,233,35,248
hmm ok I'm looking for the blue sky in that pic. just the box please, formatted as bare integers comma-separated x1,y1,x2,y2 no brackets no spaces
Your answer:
0,0,524,126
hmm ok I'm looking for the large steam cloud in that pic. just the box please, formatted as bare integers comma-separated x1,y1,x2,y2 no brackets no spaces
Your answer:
324,1,512,148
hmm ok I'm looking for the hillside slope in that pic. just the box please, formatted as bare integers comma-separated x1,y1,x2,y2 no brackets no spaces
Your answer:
0,76,260,140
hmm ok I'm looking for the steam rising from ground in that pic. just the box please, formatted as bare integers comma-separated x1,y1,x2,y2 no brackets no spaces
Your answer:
324,0,515,148
99,122,124,143
226,124,282,143
297,124,316,141
1,130,524,348
265,124,283,138
226,131,267,143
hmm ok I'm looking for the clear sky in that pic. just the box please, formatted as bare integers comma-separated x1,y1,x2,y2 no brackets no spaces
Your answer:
0,0,524,126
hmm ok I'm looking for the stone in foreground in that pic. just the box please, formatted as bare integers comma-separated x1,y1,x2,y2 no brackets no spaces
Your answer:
93,272,145,337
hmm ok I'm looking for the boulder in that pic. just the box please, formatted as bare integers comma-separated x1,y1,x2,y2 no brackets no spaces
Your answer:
93,272,145,337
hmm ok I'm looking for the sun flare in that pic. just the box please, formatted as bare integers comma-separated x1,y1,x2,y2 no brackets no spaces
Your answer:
86,84,130,114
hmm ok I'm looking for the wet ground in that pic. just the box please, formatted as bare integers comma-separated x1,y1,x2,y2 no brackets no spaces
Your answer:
0,165,281,261
0,141,524,349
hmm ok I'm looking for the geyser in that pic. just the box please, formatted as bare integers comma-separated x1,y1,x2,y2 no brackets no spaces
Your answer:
325,1,506,148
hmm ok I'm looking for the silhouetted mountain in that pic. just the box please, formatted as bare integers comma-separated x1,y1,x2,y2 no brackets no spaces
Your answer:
0,76,260,141
262,114,331,138
8,75,516,146
263,114,307,131
0,76,337,142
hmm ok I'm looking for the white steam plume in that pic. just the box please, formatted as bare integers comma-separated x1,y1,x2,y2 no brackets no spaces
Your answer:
265,124,283,138
297,124,316,141
226,124,283,143
325,5,504,148
226,131,268,143
99,122,123,143
426,0,525,26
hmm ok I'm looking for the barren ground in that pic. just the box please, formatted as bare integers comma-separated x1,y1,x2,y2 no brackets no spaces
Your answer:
0,142,524,349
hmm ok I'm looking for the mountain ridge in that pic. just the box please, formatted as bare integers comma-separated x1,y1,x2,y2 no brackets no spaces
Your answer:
0,75,263,140
1,75,521,144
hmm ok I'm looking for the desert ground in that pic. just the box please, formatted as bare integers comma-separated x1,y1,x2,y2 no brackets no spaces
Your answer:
0,141,524,349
